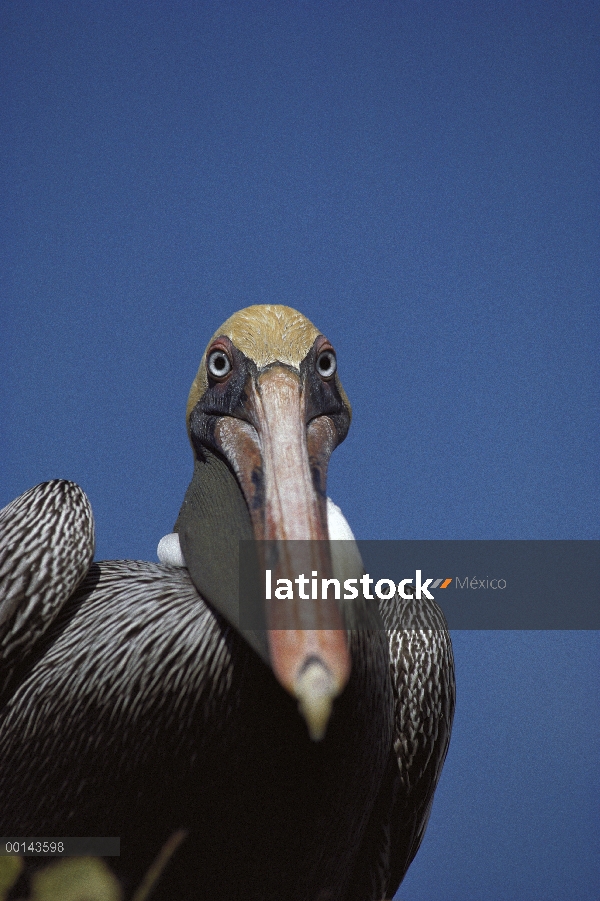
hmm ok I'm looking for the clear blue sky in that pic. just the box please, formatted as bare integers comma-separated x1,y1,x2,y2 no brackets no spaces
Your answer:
1,2,598,898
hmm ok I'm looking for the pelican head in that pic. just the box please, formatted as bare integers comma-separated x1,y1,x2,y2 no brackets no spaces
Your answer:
175,305,354,738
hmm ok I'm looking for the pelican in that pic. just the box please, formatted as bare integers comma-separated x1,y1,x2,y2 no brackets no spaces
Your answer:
0,305,454,901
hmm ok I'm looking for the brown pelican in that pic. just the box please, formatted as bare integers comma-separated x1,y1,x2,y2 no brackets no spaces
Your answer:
0,305,454,901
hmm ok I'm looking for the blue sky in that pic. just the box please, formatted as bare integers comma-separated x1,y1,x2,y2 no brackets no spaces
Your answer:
1,2,598,898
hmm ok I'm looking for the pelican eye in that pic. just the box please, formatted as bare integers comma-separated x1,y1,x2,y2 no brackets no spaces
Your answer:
316,349,337,380
207,349,232,379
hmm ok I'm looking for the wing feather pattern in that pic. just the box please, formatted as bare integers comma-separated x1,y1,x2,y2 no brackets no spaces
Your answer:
348,590,455,900
0,481,95,697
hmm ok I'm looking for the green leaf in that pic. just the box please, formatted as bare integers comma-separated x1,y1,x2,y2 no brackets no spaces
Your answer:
0,855,24,901
30,857,122,901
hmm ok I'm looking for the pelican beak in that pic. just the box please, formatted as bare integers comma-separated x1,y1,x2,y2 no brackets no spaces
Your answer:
179,308,353,740
213,365,350,739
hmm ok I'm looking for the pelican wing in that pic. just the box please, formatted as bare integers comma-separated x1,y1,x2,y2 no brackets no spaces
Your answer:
0,480,95,696
383,593,455,894
347,592,455,900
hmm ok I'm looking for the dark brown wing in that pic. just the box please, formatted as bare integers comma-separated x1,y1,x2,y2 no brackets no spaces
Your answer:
347,591,455,901
0,480,95,697
383,598,455,894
